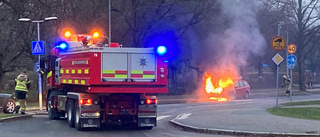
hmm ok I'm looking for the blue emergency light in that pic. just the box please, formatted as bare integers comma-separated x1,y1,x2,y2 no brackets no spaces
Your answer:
157,46,167,55
56,41,69,51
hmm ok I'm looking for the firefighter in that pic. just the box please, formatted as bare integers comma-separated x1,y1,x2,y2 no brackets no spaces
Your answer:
308,76,313,89
282,75,291,96
14,69,31,114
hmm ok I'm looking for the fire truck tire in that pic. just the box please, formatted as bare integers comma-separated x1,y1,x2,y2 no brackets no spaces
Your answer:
67,99,75,127
48,91,62,120
74,101,84,131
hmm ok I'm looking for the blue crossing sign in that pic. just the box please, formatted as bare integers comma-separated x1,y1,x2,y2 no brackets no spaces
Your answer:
287,54,297,65
32,41,45,55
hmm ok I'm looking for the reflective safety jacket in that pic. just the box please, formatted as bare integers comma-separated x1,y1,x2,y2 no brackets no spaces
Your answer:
15,79,29,92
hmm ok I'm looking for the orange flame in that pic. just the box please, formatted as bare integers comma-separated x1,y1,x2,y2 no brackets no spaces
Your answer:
205,73,234,94
204,72,236,101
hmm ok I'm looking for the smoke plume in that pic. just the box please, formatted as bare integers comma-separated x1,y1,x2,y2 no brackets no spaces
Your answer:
204,0,266,77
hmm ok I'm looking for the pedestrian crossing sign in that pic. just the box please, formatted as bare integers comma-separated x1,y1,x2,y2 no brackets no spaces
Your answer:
32,41,45,55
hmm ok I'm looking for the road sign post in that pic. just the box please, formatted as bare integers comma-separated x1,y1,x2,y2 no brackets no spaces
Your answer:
272,53,284,107
287,54,297,103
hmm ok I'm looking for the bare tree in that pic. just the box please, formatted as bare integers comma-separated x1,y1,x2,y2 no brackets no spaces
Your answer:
290,0,320,91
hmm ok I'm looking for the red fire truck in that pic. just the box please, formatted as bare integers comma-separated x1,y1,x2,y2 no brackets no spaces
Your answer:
44,32,168,130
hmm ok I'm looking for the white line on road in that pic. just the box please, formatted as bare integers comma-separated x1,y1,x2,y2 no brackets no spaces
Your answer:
175,113,192,120
157,115,171,120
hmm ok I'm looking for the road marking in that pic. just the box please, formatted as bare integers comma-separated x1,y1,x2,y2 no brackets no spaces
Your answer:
157,115,171,120
175,113,192,120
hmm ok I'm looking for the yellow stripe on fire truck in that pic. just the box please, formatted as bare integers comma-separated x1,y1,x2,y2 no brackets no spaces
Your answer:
131,70,143,74
61,79,87,85
84,69,89,74
60,69,89,74
131,70,155,79
143,75,155,79
102,70,128,78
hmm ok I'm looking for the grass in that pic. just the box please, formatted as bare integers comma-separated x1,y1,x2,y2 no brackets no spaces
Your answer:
268,100,320,120
282,100,320,106
0,113,17,119
267,107,320,120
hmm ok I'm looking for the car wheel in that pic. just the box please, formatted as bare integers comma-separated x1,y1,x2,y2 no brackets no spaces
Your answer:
3,99,15,113
244,91,249,99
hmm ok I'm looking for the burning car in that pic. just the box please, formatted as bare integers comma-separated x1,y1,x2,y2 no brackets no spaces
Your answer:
233,80,250,99
204,73,250,101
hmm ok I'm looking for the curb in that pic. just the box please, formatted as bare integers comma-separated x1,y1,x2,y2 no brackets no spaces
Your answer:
0,114,33,123
169,119,320,137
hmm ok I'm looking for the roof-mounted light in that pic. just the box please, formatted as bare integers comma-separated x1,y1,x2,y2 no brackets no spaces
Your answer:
157,46,167,55
64,31,71,38
56,41,69,51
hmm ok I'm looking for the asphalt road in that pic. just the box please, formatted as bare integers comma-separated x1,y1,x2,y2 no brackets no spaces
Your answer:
0,91,319,137
0,104,234,137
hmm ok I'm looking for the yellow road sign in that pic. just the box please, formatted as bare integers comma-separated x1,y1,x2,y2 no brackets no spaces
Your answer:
272,53,283,65
287,43,297,54
271,36,286,51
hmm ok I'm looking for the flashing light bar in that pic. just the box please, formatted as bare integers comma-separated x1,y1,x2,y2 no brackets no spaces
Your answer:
56,41,69,51
64,31,71,38
93,32,100,38
157,46,167,55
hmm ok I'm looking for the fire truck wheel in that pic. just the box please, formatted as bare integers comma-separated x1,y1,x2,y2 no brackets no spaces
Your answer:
48,91,61,120
74,102,84,131
67,99,75,127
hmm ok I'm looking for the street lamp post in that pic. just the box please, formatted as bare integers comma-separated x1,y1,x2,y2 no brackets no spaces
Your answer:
19,17,57,111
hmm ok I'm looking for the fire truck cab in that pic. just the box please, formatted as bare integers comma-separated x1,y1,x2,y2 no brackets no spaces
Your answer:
44,33,168,130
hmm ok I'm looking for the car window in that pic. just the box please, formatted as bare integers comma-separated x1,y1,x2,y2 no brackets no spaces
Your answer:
243,81,249,86
239,81,244,87
234,81,240,88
